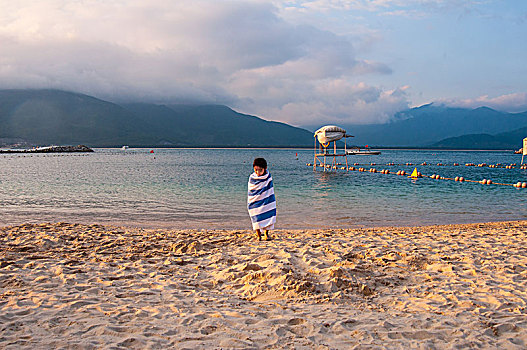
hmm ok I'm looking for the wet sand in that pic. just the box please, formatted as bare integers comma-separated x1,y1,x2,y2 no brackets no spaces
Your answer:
1,221,526,349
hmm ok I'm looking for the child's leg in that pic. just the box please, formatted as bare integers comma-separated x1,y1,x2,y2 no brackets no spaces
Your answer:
255,229,262,241
263,230,271,240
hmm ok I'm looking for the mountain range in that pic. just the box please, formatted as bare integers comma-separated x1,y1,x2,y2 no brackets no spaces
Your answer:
326,104,527,149
1,89,527,149
0,89,313,147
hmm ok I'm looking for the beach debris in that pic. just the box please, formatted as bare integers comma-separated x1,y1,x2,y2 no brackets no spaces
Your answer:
359,284,374,296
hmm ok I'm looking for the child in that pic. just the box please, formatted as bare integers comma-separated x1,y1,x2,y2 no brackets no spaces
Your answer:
247,158,276,241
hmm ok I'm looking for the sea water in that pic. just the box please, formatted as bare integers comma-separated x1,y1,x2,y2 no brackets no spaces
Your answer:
1,148,526,229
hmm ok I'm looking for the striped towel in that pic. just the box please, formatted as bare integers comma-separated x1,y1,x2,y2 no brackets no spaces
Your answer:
247,170,277,230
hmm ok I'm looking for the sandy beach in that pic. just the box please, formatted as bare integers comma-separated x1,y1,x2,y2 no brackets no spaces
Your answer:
1,221,526,349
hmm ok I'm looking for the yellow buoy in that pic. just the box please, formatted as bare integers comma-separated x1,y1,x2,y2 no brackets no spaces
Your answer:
409,167,420,178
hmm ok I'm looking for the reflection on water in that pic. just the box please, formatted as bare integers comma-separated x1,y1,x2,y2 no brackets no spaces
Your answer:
0,148,526,229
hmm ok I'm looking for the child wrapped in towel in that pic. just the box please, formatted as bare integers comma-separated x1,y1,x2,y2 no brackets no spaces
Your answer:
247,157,276,241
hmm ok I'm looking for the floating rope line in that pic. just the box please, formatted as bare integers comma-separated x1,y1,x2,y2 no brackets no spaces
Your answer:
307,163,527,188
309,161,527,170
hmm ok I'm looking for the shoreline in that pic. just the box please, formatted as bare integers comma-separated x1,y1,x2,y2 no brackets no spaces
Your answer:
3,217,526,232
2,220,526,348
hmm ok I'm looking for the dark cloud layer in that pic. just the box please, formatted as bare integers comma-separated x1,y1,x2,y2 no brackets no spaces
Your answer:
0,1,409,125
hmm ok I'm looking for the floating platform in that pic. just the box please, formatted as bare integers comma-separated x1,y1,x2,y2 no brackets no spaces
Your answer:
346,149,381,155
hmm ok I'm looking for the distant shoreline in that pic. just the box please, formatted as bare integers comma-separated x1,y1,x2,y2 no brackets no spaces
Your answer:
0,145,518,151
93,146,517,152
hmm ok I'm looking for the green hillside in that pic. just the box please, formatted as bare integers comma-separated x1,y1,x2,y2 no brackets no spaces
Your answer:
0,89,313,147
431,126,527,149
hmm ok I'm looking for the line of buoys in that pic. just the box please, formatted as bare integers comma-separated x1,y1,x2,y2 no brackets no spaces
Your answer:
312,161,526,169
308,163,527,188
308,162,525,187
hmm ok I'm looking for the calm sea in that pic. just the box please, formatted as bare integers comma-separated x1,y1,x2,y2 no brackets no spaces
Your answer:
1,148,526,229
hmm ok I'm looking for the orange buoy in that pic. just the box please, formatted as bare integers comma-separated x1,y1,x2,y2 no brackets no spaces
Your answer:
523,182,527,188
455,176,459,181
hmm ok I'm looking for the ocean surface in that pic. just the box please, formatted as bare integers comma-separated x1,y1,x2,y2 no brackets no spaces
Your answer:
1,148,526,229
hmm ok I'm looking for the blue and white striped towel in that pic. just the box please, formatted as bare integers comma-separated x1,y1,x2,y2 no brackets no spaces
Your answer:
247,170,277,230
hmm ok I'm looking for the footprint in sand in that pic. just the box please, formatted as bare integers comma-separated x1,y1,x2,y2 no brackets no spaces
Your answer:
200,325,218,335
287,318,305,326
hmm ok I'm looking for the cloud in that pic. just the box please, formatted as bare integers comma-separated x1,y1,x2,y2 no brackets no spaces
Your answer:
439,93,527,113
235,79,410,126
0,0,405,125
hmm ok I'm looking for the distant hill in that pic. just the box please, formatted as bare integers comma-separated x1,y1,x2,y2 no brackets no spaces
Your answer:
0,89,313,147
121,103,313,147
431,126,527,150
306,104,527,148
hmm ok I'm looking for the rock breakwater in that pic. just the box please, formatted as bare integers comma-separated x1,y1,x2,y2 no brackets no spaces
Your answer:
0,145,94,153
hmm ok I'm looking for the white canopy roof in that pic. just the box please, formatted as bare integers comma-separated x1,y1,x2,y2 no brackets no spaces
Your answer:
314,125,351,144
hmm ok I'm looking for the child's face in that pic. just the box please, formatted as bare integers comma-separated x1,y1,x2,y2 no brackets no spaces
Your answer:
253,166,266,176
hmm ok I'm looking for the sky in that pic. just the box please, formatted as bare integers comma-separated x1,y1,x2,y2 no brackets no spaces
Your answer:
1,0,526,126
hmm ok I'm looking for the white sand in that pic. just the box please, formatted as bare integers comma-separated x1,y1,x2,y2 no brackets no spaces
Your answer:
1,221,527,349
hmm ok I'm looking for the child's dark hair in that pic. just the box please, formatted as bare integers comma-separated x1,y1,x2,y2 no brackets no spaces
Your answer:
253,157,267,169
